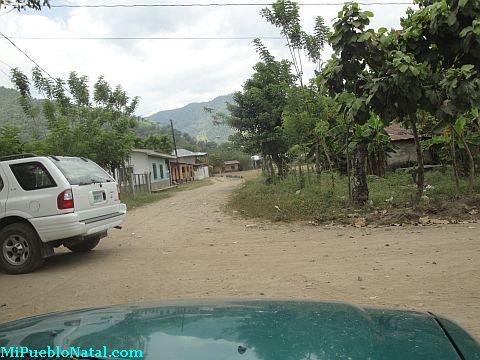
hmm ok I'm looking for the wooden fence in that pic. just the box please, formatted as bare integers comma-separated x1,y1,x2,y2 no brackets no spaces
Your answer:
117,167,152,194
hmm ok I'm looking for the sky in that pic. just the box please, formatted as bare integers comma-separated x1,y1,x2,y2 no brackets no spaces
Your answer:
0,0,415,116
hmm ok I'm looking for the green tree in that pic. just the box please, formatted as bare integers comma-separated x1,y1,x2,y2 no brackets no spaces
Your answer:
362,0,480,197
10,67,139,174
0,0,49,10
136,133,173,154
209,142,252,172
323,3,376,205
260,0,330,175
0,125,23,156
226,50,294,177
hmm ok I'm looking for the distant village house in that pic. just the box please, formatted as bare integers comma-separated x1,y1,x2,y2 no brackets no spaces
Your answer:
385,123,433,168
222,160,240,173
170,149,209,183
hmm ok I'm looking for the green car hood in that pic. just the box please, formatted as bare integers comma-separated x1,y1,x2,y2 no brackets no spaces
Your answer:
0,300,478,360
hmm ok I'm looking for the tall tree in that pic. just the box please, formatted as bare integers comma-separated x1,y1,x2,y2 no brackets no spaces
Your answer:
0,125,23,156
323,3,376,205
226,47,294,177
399,0,480,192
10,67,139,174
260,0,330,176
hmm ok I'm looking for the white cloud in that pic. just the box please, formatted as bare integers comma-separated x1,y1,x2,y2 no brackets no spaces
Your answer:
0,1,414,116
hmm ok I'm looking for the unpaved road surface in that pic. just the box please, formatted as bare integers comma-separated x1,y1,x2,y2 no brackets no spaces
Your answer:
1,176,479,339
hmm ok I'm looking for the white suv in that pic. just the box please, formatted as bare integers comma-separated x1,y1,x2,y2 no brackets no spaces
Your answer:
0,154,127,274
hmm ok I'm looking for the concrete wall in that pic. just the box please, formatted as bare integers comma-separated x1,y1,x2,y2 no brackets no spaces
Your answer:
129,152,149,174
148,157,171,189
129,152,172,190
387,140,433,167
195,165,209,180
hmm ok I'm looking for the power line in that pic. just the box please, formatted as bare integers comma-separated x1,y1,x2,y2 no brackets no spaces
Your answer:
0,8,15,16
0,58,13,69
0,31,72,95
0,67,11,80
6,36,284,40
48,2,413,7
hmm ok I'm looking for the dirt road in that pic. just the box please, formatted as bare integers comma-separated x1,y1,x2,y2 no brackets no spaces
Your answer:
1,176,479,339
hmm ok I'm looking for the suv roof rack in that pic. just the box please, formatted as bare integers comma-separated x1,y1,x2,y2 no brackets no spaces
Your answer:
0,153,38,162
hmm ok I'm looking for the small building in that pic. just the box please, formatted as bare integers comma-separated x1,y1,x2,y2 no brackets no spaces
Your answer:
385,123,432,168
222,160,240,173
251,155,262,169
128,149,176,190
170,148,209,183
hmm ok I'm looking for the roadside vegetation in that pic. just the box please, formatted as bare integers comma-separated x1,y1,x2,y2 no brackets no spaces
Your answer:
229,170,480,224
123,179,213,210
216,0,480,223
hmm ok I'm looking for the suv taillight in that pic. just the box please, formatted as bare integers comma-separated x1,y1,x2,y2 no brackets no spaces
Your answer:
117,186,121,201
57,189,74,209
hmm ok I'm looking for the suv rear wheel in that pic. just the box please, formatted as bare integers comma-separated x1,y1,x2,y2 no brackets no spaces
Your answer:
0,223,44,274
66,235,101,252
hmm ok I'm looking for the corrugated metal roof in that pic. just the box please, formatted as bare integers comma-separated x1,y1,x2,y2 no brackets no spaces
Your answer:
385,123,414,141
171,148,208,157
132,149,176,159
223,160,240,165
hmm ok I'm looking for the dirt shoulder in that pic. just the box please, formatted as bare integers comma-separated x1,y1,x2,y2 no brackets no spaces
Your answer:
0,175,479,340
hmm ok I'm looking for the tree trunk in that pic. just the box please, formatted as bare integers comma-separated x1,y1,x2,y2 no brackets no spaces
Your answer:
453,128,475,193
321,139,335,189
346,130,351,200
315,141,321,180
268,156,275,180
451,133,460,195
298,161,304,188
352,141,369,206
410,113,424,204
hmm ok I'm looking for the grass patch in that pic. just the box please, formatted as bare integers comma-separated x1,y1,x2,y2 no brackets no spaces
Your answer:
122,191,172,210
123,179,214,210
227,169,480,224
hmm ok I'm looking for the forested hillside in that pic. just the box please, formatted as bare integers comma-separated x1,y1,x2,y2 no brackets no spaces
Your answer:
0,86,46,137
148,94,234,143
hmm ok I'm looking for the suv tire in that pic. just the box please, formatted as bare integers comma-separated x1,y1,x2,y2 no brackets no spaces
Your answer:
66,235,101,252
0,223,44,274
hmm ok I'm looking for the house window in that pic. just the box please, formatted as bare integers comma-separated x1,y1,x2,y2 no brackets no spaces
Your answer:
152,163,158,180
159,164,164,179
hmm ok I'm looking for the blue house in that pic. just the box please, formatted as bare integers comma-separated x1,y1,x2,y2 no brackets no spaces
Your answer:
128,149,176,190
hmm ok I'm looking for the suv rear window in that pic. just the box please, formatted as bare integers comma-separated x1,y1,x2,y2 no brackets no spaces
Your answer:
10,162,57,191
52,157,113,185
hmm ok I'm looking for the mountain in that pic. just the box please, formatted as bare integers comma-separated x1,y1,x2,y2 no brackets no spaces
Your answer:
148,93,235,143
0,86,46,138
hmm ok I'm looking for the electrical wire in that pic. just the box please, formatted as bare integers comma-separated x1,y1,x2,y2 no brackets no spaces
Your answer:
0,67,11,79
48,2,413,7
0,8,15,16
0,58,13,68
6,36,284,40
0,31,72,95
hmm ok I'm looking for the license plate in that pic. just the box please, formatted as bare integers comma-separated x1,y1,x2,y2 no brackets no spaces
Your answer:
93,191,104,203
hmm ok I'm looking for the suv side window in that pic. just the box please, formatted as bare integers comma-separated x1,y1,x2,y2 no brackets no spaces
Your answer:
9,162,57,191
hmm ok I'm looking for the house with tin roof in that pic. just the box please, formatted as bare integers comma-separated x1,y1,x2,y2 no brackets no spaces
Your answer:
385,123,433,167
127,149,176,190
170,149,209,183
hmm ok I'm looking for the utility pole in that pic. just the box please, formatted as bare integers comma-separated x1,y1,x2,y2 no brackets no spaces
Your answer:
170,119,180,183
